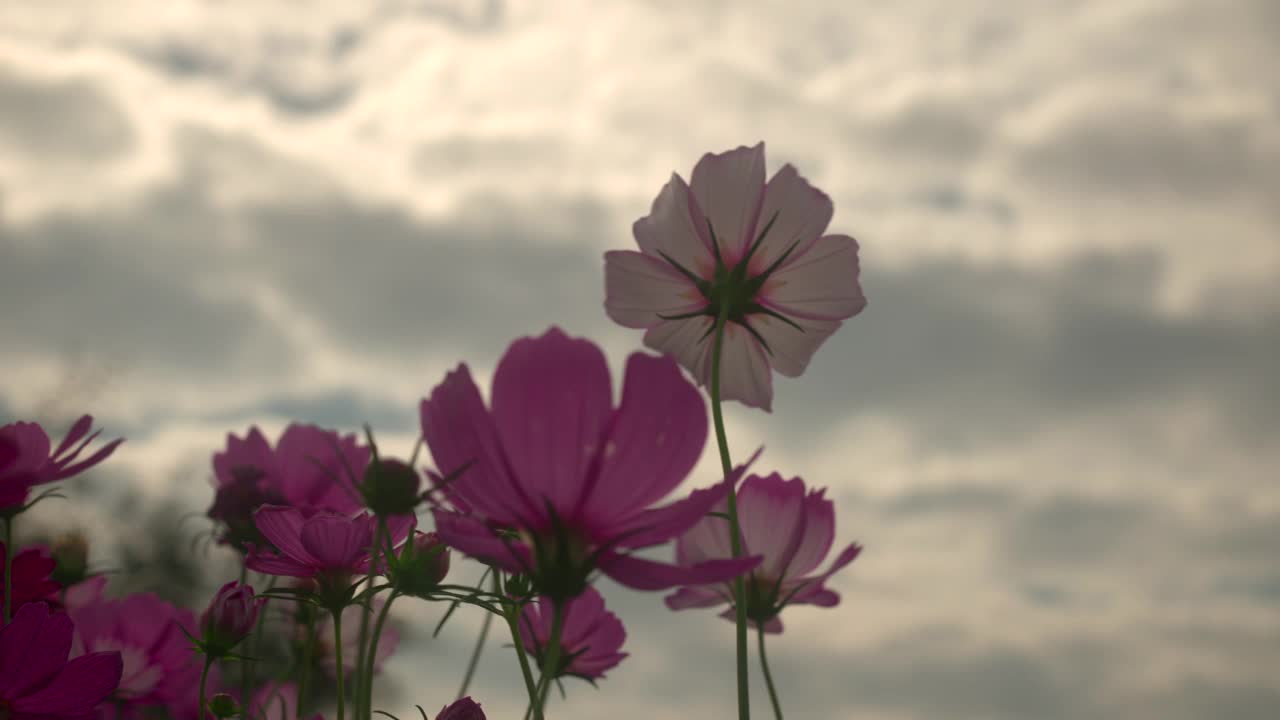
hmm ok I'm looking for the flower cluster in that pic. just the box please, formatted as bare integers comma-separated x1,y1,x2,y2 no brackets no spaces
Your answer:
0,141,865,720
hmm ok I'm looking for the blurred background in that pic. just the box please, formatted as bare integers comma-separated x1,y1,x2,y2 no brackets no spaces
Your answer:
2,1,1277,718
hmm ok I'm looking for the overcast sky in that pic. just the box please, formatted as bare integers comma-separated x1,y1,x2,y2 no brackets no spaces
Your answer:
2,1,1278,719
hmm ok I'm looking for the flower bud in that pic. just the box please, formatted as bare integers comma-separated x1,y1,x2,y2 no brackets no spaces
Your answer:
360,459,421,517
200,581,265,656
49,532,89,587
392,531,450,598
436,697,486,720
209,693,239,719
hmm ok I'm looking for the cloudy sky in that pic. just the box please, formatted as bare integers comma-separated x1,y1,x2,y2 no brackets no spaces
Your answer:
2,1,1278,718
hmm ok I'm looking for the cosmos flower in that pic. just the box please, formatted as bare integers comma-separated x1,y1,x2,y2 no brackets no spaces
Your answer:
435,696,486,720
665,472,862,633
199,581,266,656
421,327,759,601
0,542,59,612
0,415,123,512
0,602,122,720
605,142,866,411
245,506,413,582
519,587,627,681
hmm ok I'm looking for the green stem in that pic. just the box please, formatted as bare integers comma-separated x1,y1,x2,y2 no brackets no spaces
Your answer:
530,602,564,719
757,625,784,720
2,516,12,624
503,590,542,720
364,590,398,714
456,574,498,699
198,656,213,720
356,523,384,720
298,615,317,715
332,608,347,720
710,308,751,720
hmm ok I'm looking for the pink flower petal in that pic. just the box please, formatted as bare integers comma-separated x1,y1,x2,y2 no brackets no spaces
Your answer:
700,323,773,411
490,328,612,521
781,542,862,606
664,585,728,610
633,173,716,278
736,474,808,580
300,514,370,571
244,553,317,579
579,352,707,529
598,551,760,591
603,250,705,329
11,651,123,714
0,602,62,695
747,164,834,275
689,143,767,263
253,506,316,566
750,313,841,378
642,317,715,387
420,365,537,525
50,415,93,461
784,488,837,578
762,234,866,321
432,511,531,575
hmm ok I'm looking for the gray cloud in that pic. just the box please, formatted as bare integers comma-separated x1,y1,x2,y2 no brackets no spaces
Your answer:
0,65,135,164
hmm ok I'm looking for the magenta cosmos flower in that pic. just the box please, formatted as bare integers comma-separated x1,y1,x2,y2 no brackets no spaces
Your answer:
0,415,123,512
520,587,627,681
0,602,122,720
209,425,371,548
245,506,413,582
0,542,59,612
200,581,266,656
604,142,866,411
421,327,760,601
665,473,862,633
436,697,485,720
69,591,201,711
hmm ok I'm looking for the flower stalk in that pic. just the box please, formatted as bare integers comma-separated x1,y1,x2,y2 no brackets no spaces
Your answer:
758,625,784,720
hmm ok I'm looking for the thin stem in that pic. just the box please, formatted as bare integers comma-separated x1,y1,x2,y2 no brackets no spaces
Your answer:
757,625,784,720
456,575,498,699
198,657,213,720
710,307,751,720
2,516,12,624
356,522,384,720
364,590,398,714
502,586,541,720
298,614,317,715
531,602,564,719
332,608,347,720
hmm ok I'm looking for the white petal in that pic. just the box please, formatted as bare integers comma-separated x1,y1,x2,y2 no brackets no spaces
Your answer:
604,250,705,328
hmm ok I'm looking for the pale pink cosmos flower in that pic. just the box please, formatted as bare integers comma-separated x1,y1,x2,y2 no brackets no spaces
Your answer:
421,327,760,601
665,472,862,633
519,587,627,681
605,142,866,411
244,506,413,581
0,415,123,512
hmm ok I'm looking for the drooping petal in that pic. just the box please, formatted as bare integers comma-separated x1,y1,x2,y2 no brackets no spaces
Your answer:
642,317,715,387
598,551,759,591
490,328,612,521
420,365,536,525
689,143,767,263
749,313,841,378
702,323,774,411
783,488,837,578
11,651,123,714
779,542,862,607
735,474,807,581
603,250,706,329
299,514,370,572
746,164,834,275
253,506,316,566
664,585,729,611
633,173,716,278
431,511,530,575
761,234,866,321
579,352,707,529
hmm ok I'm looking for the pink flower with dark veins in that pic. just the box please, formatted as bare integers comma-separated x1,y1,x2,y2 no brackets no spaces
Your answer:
421,327,760,602
0,415,123,512
0,602,122,720
519,587,627,681
665,472,862,633
244,506,413,582
605,142,866,411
